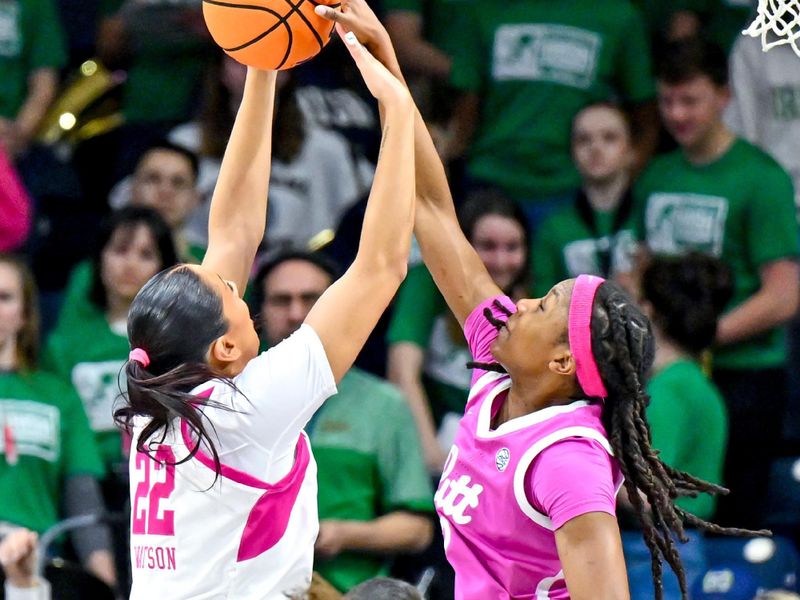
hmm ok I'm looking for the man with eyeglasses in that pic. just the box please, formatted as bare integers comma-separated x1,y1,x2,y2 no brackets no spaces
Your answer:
252,250,434,594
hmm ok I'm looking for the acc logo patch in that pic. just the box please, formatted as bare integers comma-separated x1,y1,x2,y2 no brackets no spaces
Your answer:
495,447,510,472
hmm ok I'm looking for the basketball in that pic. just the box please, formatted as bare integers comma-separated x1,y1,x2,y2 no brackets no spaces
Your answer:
202,0,341,70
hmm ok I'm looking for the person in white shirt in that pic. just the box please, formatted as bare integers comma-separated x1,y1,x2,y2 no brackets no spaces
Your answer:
113,29,416,600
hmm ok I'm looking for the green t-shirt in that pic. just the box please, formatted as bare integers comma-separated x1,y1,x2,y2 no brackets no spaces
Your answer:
532,193,636,295
43,303,130,468
381,0,474,59
646,359,727,519
0,0,67,119
0,370,104,532
100,0,214,124
635,139,799,369
386,265,472,424
310,368,433,592
450,0,655,201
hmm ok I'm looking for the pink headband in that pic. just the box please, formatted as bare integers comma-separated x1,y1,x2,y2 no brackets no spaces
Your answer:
568,275,607,399
129,348,150,368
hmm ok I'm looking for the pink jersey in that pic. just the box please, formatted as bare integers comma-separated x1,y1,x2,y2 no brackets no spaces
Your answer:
435,296,624,599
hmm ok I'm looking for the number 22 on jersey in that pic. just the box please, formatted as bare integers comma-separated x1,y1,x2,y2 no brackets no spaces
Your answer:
132,446,176,536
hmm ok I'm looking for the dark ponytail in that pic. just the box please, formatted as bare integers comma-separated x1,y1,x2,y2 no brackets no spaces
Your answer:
115,265,237,475
589,281,766,600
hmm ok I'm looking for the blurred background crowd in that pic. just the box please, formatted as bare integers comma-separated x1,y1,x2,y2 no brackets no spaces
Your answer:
1,0,800,598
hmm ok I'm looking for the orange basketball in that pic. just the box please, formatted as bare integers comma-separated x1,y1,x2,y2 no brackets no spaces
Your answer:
202,0,340,70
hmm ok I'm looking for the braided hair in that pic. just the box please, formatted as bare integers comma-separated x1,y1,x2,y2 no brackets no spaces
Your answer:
467,285,767,600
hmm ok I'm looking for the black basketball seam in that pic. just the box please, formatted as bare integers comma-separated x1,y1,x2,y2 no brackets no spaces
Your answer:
279,0,325,51
203,0,333,67
202,0,293,55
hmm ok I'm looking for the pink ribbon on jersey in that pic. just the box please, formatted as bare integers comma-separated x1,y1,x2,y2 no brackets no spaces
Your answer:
568,275,608,399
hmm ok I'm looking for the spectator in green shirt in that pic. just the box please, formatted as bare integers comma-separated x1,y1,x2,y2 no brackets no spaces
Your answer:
633,37,800,529
388,191,529,472
0,254,116,590
0,0,66,159
442,0,658,230
44,207,178,472
620,252,732,599
533,102,637,296
253,251,434,593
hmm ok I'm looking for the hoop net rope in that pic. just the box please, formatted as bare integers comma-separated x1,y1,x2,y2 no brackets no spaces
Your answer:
743,0,800,57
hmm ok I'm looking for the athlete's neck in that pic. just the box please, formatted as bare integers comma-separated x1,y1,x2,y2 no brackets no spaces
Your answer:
495,381,574,427
683,122,735,165
582,171,630,213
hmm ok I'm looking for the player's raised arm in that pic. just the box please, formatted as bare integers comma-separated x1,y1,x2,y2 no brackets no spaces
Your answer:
202,68,277,294
317,0,501,326
303,26,415,382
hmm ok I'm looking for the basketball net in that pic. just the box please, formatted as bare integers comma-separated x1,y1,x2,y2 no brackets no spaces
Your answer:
743,0,800,57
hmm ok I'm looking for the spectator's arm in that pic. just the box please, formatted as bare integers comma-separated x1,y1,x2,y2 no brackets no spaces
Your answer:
0,527,44,598
387,342,447,472
441,92,479,162
716,259,800,346
97,15,131,68
5,68,59,157
62,475,116,588
315,512,433,558
385,11,451,79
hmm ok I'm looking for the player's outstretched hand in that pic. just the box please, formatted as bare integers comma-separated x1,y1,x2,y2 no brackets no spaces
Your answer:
327,23,409,108
314,0,391,59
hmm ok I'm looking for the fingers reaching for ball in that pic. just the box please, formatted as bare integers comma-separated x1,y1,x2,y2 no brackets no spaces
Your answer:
313,0,390,53
332,24,410,107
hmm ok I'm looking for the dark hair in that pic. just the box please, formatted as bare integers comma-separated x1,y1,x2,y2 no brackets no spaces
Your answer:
89,206,179,311
468,282,766,599
115,265,236,474
343,577,422,600
0,254,40,370
641,253,734,354
198,54,304,164
136,139,200,183
656,37,728,87
250,250,340,314
458,189,531,295
571,101,633,142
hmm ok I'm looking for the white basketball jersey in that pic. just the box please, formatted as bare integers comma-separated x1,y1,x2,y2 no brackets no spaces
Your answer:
127,325,337,600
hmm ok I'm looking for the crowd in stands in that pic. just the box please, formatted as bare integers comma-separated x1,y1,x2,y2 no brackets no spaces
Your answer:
1,0,800,598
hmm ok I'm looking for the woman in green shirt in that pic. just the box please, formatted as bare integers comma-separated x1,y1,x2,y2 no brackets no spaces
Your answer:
0,254,116,590
43,207,178,502
622,252,733,599
387,191,530,471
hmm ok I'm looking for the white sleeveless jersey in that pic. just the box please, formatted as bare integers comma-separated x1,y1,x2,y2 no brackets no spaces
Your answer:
128,325,337,599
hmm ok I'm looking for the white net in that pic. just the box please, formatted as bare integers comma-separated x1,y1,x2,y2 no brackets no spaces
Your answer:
743,0,800,56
